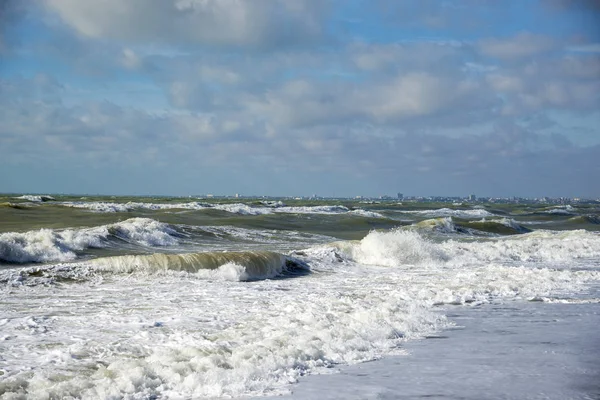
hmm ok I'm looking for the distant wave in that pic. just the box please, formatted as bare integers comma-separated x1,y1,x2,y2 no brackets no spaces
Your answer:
568,215,600,225
59,201,386,218
462,217,531,234
542,205,576,215
0,202,32,210
409,217,529,236
13,195,55,203
402,208,495,218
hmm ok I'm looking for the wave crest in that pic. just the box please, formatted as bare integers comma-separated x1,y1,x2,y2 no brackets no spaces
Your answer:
59,201,384,218
0,218,179,263
408,208,495,218
300,228,600,269
90,250,304,281
2,251,308,284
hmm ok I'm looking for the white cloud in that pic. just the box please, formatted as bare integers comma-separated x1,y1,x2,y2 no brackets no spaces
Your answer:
121,48,141,69
3,1,600,196
44,0,330,49
351,42,464,72
486,74,523,92
568,43,600,53
479,32,559,59
485,54,600,114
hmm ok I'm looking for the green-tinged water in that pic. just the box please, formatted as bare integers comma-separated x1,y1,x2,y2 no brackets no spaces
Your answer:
2,194,599,235
2,193,600,399
1,193,598,266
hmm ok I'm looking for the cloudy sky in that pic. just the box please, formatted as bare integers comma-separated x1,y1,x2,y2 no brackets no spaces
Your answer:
1,0,599,198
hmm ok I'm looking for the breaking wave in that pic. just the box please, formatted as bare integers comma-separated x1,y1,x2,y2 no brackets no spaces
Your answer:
0,202,31,210
59,201,385,218
411,217,529,236
413,217,467,234
404,208,495,219
13,195,55,202
2,251,308,285
462,218,531,235
90,251,306,281
542,205,576,215
300,228,600,269
1,224,599,399
568,215,600,225
0,218,180,263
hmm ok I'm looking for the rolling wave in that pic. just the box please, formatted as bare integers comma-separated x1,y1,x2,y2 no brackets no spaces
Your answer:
1,251,308,284
568,215,600,225
0,218,180,263
58,201,385,218
411,217,529,235
90,250,306,280
401,208,495,218
13,195,55,202
297,228,600,269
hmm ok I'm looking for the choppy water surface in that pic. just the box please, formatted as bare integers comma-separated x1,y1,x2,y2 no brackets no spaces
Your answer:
1,195,599,398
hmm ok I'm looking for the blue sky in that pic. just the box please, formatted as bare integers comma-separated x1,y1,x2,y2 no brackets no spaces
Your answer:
1,0,599,198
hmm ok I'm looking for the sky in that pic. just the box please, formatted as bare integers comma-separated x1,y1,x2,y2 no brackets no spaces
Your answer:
0,0,599,198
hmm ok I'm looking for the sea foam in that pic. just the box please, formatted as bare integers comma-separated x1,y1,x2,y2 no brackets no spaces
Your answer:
408,208,495,218
13,195,55,202
304,228,600,269
1,227,599,399
0,218,179,263
59,201,385,218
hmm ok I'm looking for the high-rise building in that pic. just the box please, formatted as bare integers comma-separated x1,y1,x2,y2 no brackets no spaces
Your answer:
397,193,403,200
469,194,476,201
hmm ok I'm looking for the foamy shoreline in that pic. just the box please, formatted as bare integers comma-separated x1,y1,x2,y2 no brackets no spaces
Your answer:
274,293,600,400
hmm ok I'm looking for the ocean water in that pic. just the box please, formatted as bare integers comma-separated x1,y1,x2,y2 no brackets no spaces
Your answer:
1,195,599,399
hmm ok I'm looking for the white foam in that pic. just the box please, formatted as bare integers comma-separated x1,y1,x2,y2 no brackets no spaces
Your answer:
441,230,600,265
109,217,180,247
1,227,599,399
192,261,282,281
0,218,179,263
275,205,350,214
414,217,459,233
0,227,108,263
495,217,522,229
348,209,386,218
60,201,385,218
408,208,495,218
545,207,575,215
13,195,55,202
213,203,272,215
61,201,209,213
347,229,448,266
65,201,133,212
325,228,600,267
0,270,446,398
261,200,286,207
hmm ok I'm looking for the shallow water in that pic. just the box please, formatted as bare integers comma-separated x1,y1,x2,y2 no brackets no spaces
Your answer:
278,292,600,400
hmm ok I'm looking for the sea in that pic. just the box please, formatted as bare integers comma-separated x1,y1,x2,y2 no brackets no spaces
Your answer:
1,194,599,399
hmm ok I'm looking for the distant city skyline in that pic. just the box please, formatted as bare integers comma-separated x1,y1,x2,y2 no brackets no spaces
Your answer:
1,1,599,198
2,191,598,204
